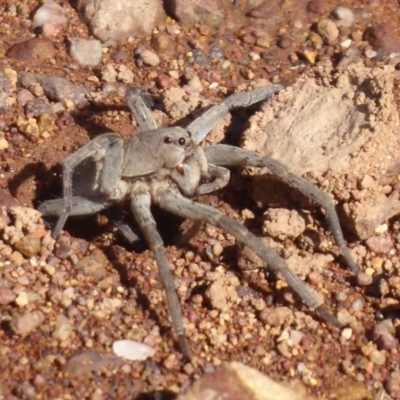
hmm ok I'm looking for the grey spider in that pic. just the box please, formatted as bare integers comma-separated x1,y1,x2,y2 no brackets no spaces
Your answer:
39,85,358,360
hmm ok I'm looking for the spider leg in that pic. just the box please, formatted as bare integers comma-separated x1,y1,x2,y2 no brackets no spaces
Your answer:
107,205,140,243
170,145,230,197
159,188,341,327
39,197,139,243
197,164,230,195
39,195,108,217
130,191,190,360
187,85,284,144
204,144,358,274
52,133,124,238
126,88,158,132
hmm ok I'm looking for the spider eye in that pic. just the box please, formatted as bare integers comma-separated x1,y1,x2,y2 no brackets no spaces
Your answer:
178,137,186,146
164,136,172,144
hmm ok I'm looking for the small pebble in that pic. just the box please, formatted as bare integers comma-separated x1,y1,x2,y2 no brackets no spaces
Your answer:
209,47,225,60
369,349,386,366
278,37,293,49
17,89,34,107
375,224,388,234
169,70,180,80
316,19,339,44
187,76,203,92
157,73,171,89
378,278,390,297
152,32,174,55
14,235,41,258
340,39,352,49
33,374,46,388
0,287,16,305
356,272,373,286
192,49,209,67
303,50,317,64
371,257,384,272
15,291,29,307
351,298,363,312
365,267,375,276
308,0,325,14
365,49,378,59
288,330,303,347
372,321,399,350
139,50,160,67
332,6,355,28
163,354,176,369
33,0,68,28
10,310,45,335
256,34,272,48
335,292,347,301
69,38,103,66
212,242,223,257
116,65,134,83
52,315,73,342
18,381,36,399
365,236,393,254
6,38,56,61
0,138,9,150
112,340,155,361
249,52,260,61
220,60,231,69
364,24,400,54
341,328,353,340
65,350,123,377
385,371,400,397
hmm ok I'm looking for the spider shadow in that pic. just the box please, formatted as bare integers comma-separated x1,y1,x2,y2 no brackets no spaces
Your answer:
69,102,132,141
136,392,177,400
68,86,261,145
8,160,59,205
105,243,171,341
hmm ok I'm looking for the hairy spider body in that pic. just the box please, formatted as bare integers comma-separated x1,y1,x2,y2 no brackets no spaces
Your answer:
39,86,358,360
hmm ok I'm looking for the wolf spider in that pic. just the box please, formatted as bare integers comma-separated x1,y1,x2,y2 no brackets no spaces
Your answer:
39,85,358,360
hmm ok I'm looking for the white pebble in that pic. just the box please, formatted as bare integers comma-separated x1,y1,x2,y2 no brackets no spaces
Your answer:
69,38,103,66
340,39,352,49
249,52,260,61
15,292,29,307
221,60,231,70
288,330,304,347
332,6,355,28
112,340,155,361
365,49,377,59
33,0,68,28
341,327,353,340
374,223,388,234
297,362,306,373
351,298,364,312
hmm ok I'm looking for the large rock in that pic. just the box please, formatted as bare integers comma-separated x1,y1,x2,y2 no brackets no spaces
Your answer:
164,0,232,28
242,65,400,239
178,361,314,400
77,0,166,45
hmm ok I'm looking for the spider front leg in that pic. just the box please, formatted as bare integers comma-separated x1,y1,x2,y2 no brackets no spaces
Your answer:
51,133,125,238
126,88,158,132
204,144,358,274
170,146,231,197
187,85,284,144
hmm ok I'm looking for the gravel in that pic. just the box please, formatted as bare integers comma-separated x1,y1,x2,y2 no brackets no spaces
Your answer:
1,0,400,398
